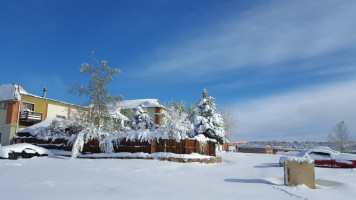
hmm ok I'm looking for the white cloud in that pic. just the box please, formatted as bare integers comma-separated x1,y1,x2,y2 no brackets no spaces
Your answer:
234,79,356,141
139,0,356,79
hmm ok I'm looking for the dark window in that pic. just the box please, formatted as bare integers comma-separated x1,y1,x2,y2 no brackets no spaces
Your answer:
0,102,5,109
22,102,35,111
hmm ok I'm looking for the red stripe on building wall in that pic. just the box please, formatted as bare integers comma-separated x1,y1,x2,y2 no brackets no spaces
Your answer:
45,103,48,120
6,102,19,124
68,107,71,119
154,107,162,126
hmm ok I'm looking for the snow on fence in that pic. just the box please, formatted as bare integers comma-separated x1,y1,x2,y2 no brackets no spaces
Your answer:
13,137,216,156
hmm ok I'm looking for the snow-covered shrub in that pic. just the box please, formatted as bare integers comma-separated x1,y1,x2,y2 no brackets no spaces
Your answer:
192,89,226,144
125,129,164,143
193,134,215,151
71,122,109,158
99,134,117,154
101,121,121,135
35,118,66,140
161,100,193,142
131,104,154,130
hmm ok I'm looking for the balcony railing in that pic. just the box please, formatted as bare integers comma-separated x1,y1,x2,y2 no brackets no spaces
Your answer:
20,111,42,123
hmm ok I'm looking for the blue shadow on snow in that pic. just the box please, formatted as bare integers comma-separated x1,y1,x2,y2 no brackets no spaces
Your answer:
254,163,280,168
224,179,277,185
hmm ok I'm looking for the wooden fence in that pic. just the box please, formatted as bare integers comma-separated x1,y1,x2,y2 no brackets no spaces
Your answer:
14,137,216,156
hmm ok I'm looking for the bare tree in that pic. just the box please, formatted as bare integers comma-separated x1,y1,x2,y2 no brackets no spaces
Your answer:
66,52,122,128
328,121,353,152
218,105,238,142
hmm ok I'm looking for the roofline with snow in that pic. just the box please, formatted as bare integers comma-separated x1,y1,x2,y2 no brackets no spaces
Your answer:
21,93,88,108
0,83,87,108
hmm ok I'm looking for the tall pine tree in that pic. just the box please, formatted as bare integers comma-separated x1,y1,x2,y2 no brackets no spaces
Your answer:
193,88,226,144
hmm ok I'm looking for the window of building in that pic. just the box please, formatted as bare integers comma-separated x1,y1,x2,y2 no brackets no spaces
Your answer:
0,102,5,109
22,102,35,112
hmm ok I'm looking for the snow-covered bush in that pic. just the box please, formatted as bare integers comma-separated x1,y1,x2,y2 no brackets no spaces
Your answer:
161,100,193,142
192,89,226,144
35,118,67,140
71,122,109,158
131,104,154,130
99,134,119,154
101,120,122,135
125,129,164,143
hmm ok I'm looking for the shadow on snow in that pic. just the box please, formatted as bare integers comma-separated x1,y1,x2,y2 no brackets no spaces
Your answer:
224,178,277,185
254,163,280,168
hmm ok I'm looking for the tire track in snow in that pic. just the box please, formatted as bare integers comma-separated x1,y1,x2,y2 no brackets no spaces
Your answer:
270,185,309,200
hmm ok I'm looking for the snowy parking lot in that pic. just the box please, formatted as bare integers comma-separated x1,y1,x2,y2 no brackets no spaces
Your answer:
1,152,356,200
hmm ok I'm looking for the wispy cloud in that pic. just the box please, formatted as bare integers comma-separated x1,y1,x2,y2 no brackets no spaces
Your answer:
234,79,356,141
137,0,356,80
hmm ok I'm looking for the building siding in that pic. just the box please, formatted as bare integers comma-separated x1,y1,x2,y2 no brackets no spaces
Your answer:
47,104,69,119
6,102,20,124
0,124,16,146
0,103,7,124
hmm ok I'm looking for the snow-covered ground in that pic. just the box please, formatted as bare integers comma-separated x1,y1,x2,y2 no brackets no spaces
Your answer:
1,152,356,200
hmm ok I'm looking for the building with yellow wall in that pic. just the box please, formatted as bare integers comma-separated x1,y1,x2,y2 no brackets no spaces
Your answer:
0,83,88,146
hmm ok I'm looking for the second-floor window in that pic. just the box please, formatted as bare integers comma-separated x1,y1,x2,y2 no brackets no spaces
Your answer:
22,102,35,112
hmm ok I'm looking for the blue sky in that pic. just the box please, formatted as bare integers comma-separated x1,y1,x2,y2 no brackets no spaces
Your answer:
1,0,356,142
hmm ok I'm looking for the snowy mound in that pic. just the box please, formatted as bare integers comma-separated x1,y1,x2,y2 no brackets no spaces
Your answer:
0,143,52,158
17,118,60,136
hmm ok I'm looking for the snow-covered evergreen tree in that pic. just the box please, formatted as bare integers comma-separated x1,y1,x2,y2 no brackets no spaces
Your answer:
193,88,226,144
187,103,197,123
131,104,154,130
162,100,193,142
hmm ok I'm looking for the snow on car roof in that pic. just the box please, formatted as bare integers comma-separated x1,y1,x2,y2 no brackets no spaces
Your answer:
0,143,52,158
298,147,356,160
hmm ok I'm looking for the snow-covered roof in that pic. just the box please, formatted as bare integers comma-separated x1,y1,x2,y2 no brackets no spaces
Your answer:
21,92,87,108
0,83,84,108
17,118,60,136
109,110,130,121
117,99,163,109
0,83,22,102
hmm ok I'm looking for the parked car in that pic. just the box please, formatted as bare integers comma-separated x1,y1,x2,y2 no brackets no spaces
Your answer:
279,147,356,168
0,143,52,160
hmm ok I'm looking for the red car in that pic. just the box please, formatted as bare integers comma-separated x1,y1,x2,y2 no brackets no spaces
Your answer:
279,147,356,168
